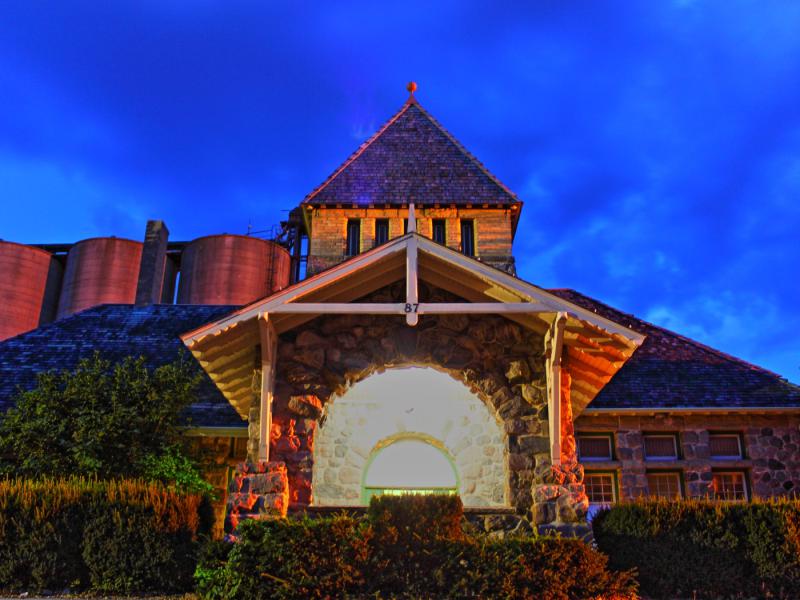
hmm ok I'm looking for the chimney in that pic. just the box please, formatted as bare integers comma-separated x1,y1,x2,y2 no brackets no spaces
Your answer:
135,220,169,306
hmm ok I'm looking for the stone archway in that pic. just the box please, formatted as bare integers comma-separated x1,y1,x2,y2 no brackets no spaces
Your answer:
312,368,508,507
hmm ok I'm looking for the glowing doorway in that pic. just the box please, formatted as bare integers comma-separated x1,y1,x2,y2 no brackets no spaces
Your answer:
361,437,458,503
312,367,508,507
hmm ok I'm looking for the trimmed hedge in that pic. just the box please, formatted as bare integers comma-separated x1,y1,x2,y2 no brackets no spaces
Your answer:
593,499,800,599
0,478,212,594
197,494,637,599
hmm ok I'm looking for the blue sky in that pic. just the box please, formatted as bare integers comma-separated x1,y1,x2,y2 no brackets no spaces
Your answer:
0,1,798,382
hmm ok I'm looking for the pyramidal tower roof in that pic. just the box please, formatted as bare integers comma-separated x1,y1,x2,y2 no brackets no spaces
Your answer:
303,84,522,210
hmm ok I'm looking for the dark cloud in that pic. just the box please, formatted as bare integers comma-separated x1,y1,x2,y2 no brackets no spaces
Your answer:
0,1,798,381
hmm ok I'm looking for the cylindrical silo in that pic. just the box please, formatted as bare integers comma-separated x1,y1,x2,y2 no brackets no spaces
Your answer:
0,241,53,340
56,237,143,319
177,234,291,305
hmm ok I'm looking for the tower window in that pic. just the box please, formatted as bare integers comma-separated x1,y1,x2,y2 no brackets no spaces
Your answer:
432,219,446,244
346,220,361,256
460,219,475,256
375,219,389,246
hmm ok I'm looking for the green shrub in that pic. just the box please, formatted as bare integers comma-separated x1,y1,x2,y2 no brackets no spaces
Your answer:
196,515,370,600
593,499,800,599
197,494,637,599
0,477,209,594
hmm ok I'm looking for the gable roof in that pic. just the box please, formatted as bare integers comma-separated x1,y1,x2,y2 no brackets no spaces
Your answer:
182,232,644,419
0,304,245,428
550,289,800,411
303,98,522,213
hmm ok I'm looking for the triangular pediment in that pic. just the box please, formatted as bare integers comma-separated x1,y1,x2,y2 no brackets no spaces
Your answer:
181,233,645,421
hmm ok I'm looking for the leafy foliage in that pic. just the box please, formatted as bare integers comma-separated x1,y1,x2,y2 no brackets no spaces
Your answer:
0,477,210,594
0,352,203,485
138,443,216,497
196,494,637,599
593,499,800,599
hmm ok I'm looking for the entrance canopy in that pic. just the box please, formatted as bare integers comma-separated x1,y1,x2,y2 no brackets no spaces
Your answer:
181,218,646,463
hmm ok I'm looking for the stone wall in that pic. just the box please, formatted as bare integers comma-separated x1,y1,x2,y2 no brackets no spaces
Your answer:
246,282,588,534
575,413,800,500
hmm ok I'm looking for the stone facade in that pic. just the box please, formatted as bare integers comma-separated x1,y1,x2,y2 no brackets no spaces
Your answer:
224,460,290,536
305,207,516,275
245,282,588,534
575,413,800,501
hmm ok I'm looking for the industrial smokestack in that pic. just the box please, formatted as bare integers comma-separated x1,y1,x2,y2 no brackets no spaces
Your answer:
135,220,169,306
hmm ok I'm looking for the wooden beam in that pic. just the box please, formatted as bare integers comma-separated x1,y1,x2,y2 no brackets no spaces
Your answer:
406,235,419,325
257,313,277,462
546,312,567,466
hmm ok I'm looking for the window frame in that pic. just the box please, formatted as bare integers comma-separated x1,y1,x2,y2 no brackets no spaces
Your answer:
460,219,476,256
646,469,685,499
711,469,750,502
432,219,446,245
374,218,389,247
577,432,615,462
584,470,618,506
345,219,361,256
643,433,680,461
709,432,745,460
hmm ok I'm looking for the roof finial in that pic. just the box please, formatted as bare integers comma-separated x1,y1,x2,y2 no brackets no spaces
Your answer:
406,81,418,102
407,201,416,233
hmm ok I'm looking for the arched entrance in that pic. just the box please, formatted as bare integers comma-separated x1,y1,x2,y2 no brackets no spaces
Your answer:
312,367,508,507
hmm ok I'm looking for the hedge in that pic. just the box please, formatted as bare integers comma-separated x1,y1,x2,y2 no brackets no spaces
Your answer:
593,499,800,599
197,494,637,599
0,477,212,594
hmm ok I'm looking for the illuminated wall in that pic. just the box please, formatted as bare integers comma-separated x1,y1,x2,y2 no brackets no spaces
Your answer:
312,367,508,507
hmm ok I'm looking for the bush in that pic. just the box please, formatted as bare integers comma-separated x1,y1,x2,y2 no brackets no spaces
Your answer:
0,478,210,594
197,493,637,599
593,499,800,599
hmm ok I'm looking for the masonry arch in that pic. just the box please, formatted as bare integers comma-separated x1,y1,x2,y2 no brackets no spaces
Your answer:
312,367,508,507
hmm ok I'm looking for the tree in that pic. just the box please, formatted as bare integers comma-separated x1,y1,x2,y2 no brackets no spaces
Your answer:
0,352,211,492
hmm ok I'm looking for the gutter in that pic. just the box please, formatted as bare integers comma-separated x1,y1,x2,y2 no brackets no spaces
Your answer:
581,406,800,417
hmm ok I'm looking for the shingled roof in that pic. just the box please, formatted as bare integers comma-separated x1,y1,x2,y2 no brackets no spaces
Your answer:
303,97,522,212
0,304,245,428
549,289,800,411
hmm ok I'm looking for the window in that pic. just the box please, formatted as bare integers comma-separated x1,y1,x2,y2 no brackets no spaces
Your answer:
432,219,446,244
362,439,458,504
644,434,679,460
460,219,475,256
712,471,748,501
577,434,614,461
710,433,743,459
585,472,616,505
346,219,360,256
375,219,389,246
647,471,684,499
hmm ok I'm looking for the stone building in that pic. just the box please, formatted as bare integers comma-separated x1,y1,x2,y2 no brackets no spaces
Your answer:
1,88,799,537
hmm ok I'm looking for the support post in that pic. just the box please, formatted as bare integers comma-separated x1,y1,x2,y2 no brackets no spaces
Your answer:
405,234,419,326
546,312,567,466
258,313,277,461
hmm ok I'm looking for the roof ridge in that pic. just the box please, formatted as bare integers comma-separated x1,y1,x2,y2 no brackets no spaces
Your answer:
409,100,521,203
551,288,796,384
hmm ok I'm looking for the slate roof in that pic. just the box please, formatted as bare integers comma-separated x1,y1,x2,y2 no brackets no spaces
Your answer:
1,291,798,422
303,99,522,211
0,304,245,428
549,289,800,410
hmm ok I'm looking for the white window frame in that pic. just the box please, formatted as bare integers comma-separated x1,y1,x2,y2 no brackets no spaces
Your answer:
712,470,749,502
643,433,679,461
577,434,614,462
709,433,743,460
646,471,684,499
